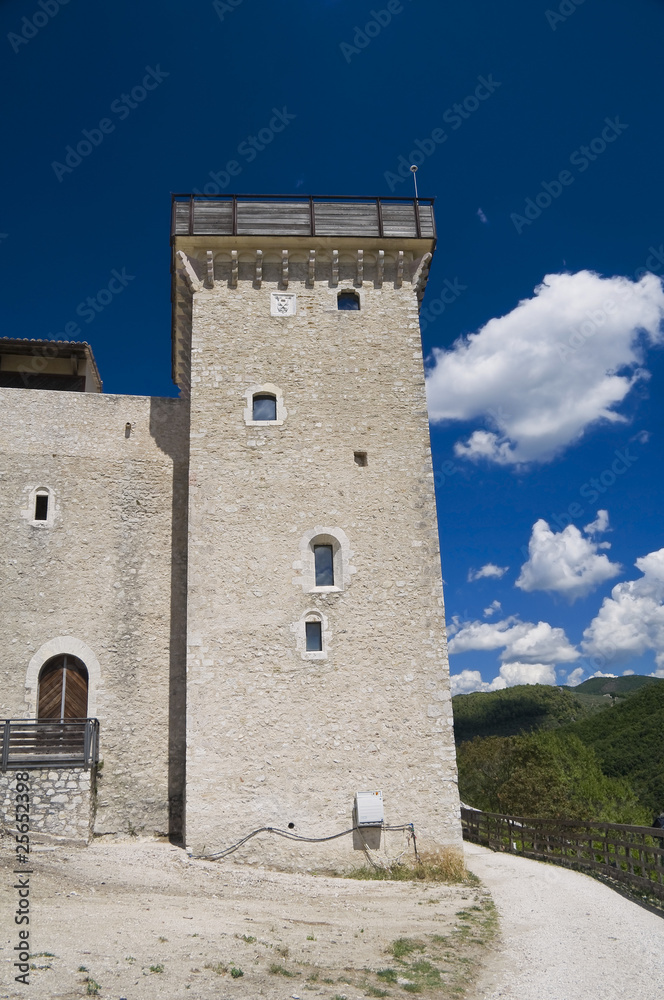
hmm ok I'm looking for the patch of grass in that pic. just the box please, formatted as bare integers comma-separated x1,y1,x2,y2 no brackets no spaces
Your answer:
158,935,168,942
346,847,467,883
306,934,316,940
125,956,136,963
376,969,398,983
387,938,426,960
33,952,55,957
204,962,228,975
275,945,289,957
85,979,101,997
78,966,88,972
239,934,256,943
269,963,296,977
366,987,389,997
150,964,164,973
230,966,244,978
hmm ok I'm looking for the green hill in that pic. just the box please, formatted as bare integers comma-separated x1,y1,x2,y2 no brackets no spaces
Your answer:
453,677,664,821
566,681,664,816
565,675,661,697
452,683,601,744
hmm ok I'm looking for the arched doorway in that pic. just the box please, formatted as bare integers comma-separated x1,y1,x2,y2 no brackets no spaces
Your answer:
37,655,89,720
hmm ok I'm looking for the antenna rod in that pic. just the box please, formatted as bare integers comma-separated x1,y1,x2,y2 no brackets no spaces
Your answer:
410,164,419,200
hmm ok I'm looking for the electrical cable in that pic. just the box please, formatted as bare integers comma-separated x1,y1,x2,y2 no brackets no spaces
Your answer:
193,822,418,861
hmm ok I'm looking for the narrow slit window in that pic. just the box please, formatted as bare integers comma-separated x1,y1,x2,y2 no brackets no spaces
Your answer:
34,493,49,521
252,393,277,421
305,620,323,652
354,451,368,467
314,544,334,586
338,290,360,311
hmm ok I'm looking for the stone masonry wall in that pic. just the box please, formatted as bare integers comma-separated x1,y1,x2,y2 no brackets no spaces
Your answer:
0,768,94,843
182,246,462,866
0,389,188,838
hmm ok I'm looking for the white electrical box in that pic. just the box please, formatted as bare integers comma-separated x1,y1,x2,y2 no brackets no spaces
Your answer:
355,790,384,826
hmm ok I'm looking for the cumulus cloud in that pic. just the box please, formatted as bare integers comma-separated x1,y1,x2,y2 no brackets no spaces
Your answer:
449,616,579,665
516,511,621,601
426,270,664,464
583,548,664,669
483,600,502,617
565,667,586,687
450,662,556,695
468,563,509,582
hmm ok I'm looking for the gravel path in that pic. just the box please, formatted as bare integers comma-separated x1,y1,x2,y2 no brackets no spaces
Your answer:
464,842,664,1000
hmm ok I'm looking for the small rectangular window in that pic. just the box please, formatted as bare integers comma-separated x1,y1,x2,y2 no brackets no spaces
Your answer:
314,544,334,586
34,494,49,521
354,451,368,467
253,394,277,421
305,620,323,651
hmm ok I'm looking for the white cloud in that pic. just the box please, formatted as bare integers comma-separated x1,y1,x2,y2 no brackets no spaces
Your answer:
583,548,664,668
565,667,586,687
516,511,621,601
468,563,509,582
425,270,664,464
483,600,502,617
449,616,579,665
450,662,556,695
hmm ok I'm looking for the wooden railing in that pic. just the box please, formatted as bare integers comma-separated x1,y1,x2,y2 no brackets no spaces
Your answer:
461,807,664,902
1,719,99,771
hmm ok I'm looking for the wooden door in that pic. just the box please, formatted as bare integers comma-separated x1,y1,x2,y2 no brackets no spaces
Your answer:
37,655,89,720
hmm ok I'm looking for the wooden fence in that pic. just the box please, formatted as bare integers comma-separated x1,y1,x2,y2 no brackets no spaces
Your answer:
461,807,664,902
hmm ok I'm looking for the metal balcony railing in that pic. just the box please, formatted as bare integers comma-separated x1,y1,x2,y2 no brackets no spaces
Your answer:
1,718,99,771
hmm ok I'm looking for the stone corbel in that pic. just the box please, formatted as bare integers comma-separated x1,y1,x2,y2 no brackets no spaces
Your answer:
376,250,384,287
176,250,202,292
230,250,238,288
255,250,263,287
308,250,316,287
205,250,215,289
281,250,289,288
412,252,432,294
396,250,404,288
355,250,363,287
331,249,339,287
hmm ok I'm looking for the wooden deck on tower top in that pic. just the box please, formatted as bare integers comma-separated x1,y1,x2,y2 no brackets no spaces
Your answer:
171,195,436,240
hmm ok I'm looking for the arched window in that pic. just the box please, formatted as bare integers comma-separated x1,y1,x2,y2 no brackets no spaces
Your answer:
291,609,329,660
252,393,277,421
38,654,89,721
293,526,356,594
338,290,360,310
243,383,287,426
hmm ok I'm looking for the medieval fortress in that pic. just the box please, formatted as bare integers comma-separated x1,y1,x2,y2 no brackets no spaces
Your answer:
0,195,461,865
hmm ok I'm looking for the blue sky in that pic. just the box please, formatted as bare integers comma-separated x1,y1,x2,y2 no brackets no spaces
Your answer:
2,0,663,691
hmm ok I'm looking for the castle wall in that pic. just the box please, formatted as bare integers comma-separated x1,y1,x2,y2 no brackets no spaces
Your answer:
183,253,461,865
0,389,188,837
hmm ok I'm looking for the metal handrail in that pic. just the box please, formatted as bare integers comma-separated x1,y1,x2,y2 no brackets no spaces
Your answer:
0,718,99,771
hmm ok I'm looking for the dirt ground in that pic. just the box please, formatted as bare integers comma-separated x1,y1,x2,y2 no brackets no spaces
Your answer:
0,835,496,1000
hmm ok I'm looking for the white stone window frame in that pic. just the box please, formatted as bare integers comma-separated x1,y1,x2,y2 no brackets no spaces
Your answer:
23,485,56,528
293,526,355,594
25,636,101,719
291,608,330,661
243,383,287,427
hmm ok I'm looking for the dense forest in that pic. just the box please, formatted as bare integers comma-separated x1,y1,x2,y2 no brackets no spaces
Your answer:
453,677,664,824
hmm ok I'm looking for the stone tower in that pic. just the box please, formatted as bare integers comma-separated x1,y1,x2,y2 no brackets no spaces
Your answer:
172,195,461,864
